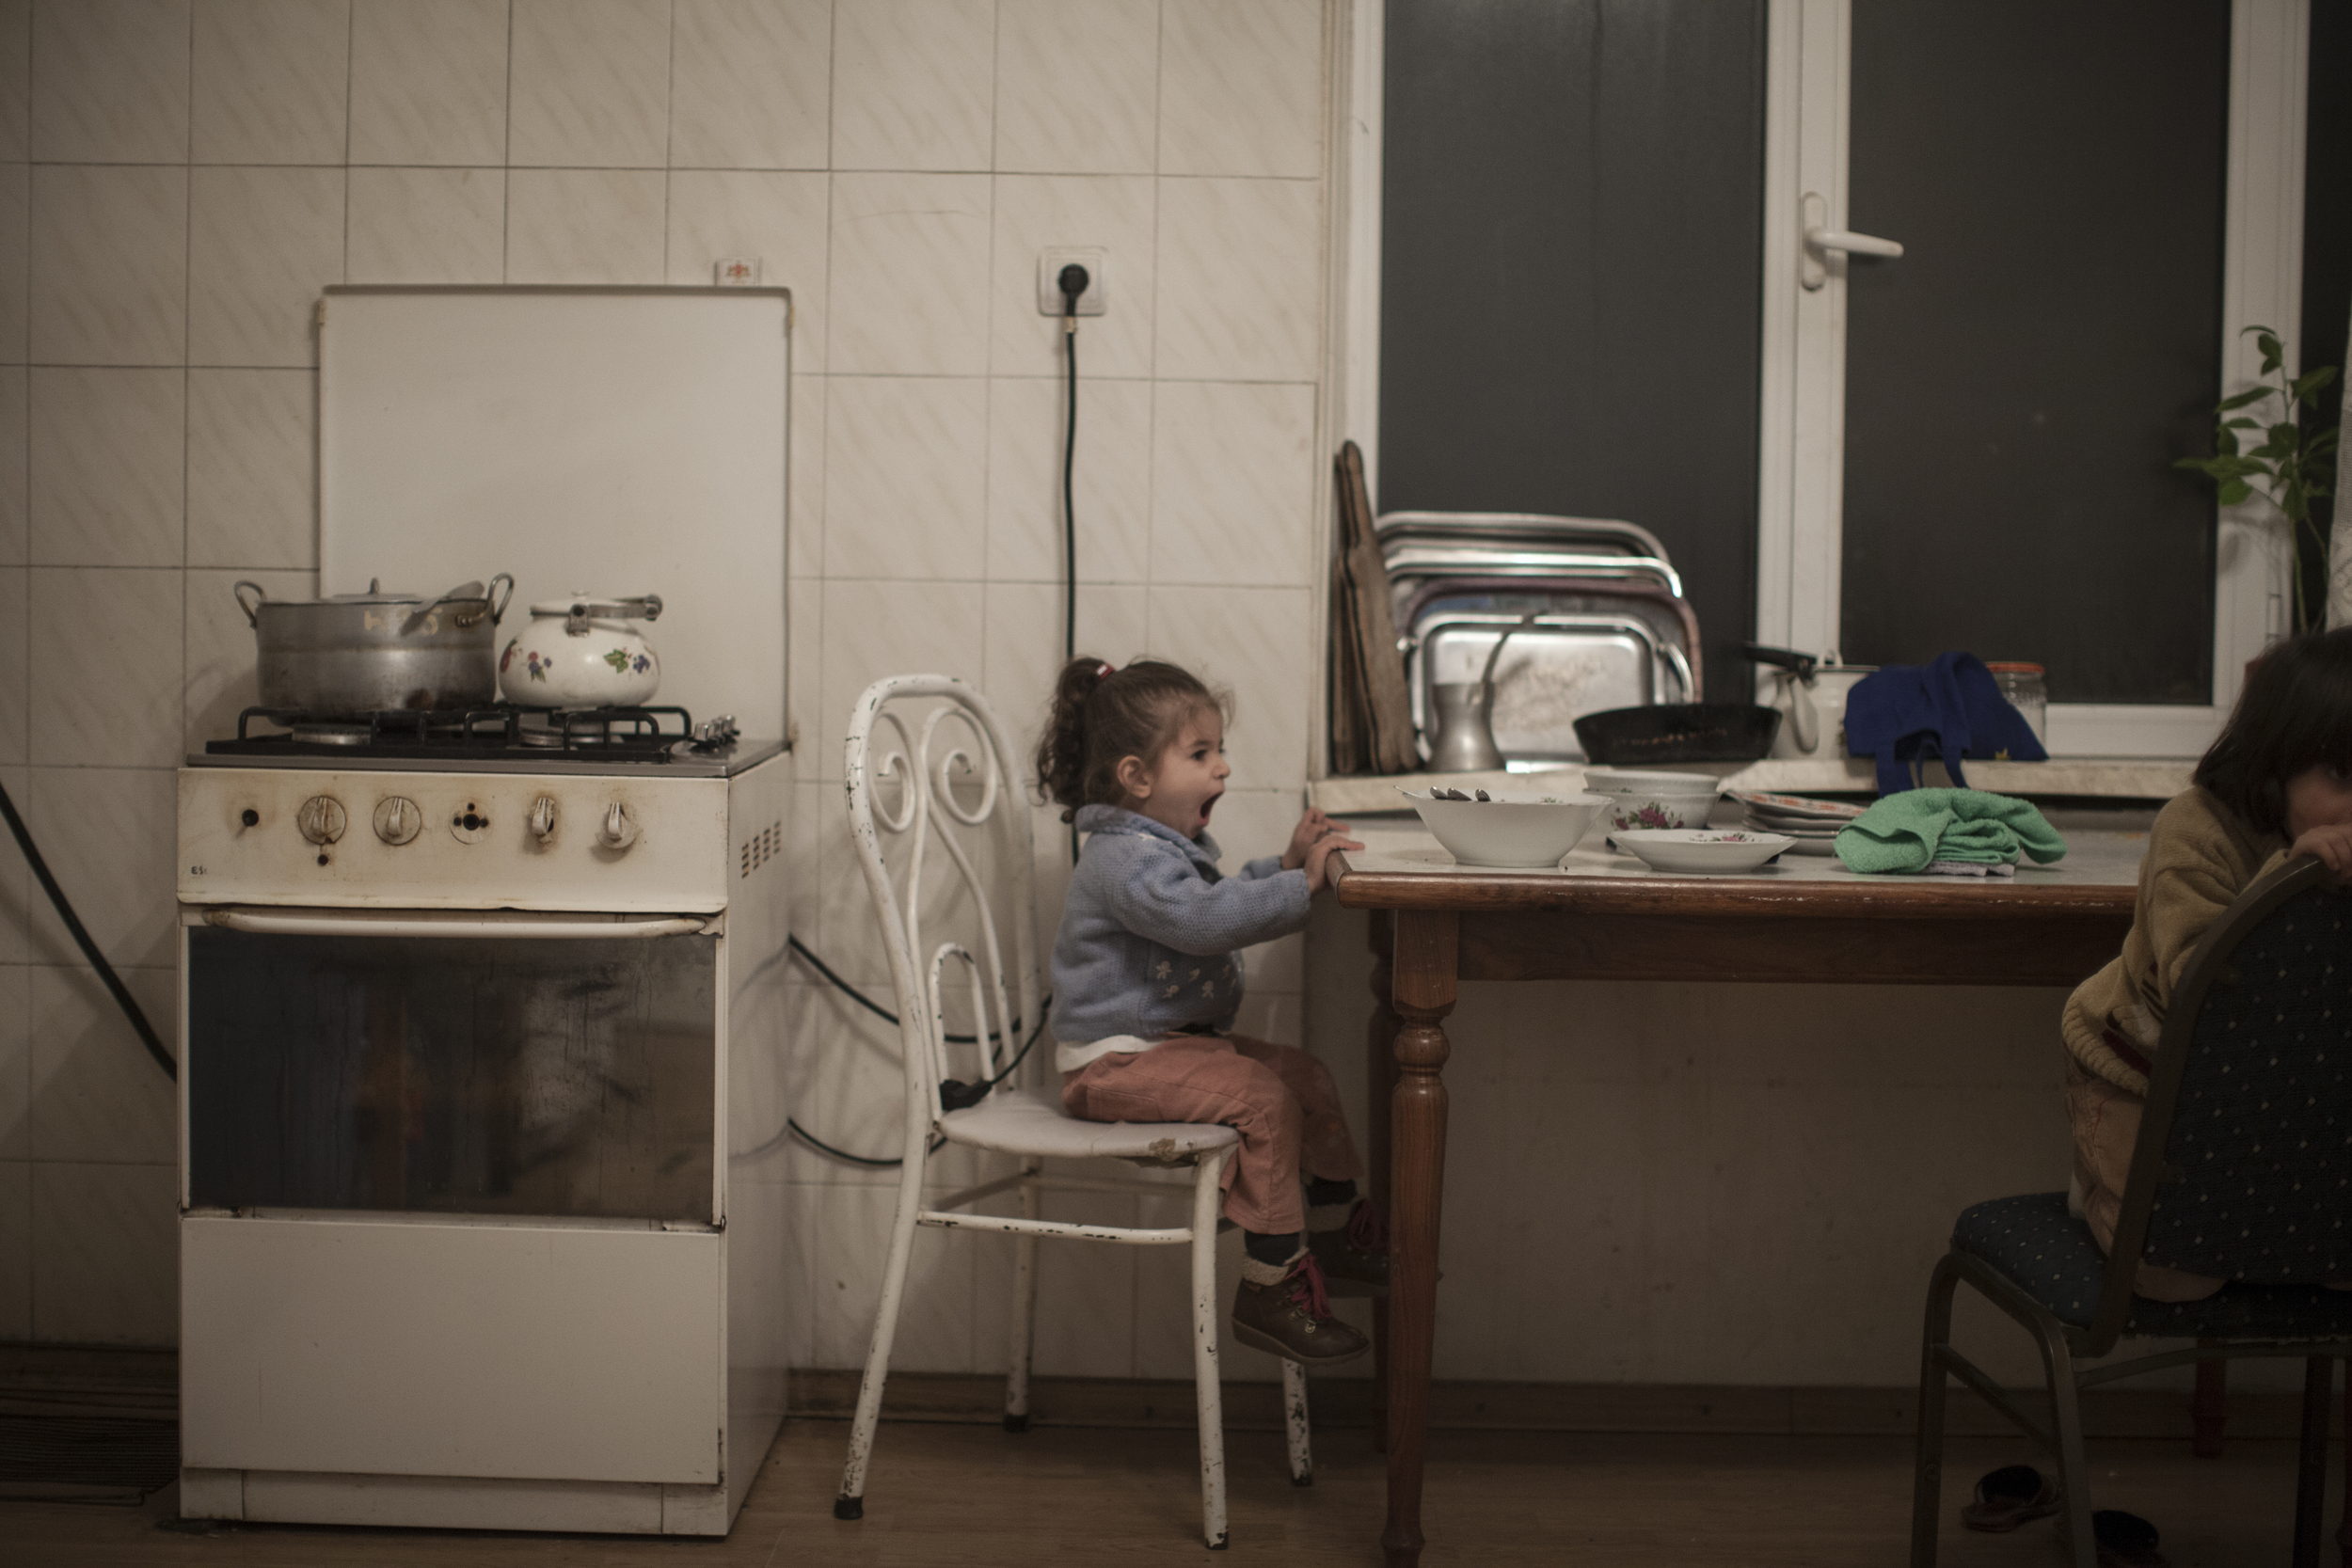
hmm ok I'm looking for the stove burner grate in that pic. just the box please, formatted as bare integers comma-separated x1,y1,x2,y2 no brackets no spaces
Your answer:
215,704,705,764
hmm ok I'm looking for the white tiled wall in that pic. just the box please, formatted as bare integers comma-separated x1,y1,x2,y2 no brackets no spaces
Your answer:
0,0,1334,1356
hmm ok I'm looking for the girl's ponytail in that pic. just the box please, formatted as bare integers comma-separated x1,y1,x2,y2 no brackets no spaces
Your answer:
1033,657,1230,822
1036,657,1110,818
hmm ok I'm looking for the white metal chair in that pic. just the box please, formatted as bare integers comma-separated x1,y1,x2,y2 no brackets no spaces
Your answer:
830,674,1310,1548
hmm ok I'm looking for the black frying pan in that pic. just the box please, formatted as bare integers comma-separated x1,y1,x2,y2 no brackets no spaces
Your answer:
1572,703,1782,765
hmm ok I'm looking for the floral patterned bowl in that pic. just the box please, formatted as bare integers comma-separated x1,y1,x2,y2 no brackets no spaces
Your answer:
1579,768,1724,832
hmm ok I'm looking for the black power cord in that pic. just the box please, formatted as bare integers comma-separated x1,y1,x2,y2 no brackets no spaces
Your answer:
1057,261,1089,665
0,779,175,1083
1058,261,1090,868
785,932,1051,1161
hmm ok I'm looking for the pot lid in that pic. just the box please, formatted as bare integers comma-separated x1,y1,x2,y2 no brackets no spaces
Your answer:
317,578,492,606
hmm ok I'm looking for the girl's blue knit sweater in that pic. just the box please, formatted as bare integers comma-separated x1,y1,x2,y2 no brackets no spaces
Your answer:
1050,804,1312,1068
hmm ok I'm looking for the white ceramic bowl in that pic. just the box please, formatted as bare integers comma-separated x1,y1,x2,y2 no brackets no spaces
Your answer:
1400,788,1608,868
1612,828,1793,875
1580,768,1724,832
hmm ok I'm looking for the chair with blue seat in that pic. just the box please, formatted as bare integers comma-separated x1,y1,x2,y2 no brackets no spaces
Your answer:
828,674,1311,1549
1910,855,2352,1567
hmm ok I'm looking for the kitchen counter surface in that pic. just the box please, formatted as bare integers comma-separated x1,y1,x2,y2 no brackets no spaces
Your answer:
1337,819,2149,905
1308,756,2194,817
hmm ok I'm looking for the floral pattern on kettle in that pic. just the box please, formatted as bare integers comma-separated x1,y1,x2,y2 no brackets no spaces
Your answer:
501,640,552,682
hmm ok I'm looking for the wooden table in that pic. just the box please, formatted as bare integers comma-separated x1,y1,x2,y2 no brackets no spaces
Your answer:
1332,827,2146,1567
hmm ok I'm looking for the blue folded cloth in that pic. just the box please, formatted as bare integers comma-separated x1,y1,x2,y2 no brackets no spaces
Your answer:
1844,651,2048,795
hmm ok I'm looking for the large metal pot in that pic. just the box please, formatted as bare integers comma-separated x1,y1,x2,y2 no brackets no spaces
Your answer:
234,576,515,715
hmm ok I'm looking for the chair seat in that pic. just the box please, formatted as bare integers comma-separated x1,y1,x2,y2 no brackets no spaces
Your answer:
939,1084,1241,1162
1952,1192,2352,1338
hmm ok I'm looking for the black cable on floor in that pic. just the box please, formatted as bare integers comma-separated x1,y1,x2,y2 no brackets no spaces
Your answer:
0,779,175,1083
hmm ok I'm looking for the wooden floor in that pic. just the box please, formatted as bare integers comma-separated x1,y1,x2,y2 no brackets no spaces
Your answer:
3,1417,2340,1566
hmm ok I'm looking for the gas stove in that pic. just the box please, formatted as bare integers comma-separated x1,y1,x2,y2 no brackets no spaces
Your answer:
193,704,782,777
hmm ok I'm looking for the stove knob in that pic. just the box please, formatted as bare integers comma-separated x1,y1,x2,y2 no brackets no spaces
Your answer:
597,802,640,850
373,796,421,846
530,796,559,843
296,796,347,846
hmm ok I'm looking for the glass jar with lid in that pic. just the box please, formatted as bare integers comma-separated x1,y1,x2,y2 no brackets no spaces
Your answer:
1984,661,2047,745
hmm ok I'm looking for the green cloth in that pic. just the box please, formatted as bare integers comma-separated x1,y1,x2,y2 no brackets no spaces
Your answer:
1832,787,2068,874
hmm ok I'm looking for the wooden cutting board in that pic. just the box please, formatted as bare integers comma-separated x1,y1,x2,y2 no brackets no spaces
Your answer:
1331,441,1419,776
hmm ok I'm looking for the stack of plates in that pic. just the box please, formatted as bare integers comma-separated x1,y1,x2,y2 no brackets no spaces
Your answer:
1729,790,1867,856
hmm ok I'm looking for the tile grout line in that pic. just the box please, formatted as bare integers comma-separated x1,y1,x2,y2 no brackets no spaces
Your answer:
501,0,514,282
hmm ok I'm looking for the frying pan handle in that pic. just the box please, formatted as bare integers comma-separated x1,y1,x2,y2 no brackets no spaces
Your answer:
1741,642,1818,678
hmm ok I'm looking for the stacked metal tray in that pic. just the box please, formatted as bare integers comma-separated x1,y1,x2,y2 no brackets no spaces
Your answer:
1376,512,1701,766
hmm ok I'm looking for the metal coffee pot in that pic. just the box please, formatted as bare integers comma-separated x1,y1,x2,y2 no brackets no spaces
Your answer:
1425,612,1536,773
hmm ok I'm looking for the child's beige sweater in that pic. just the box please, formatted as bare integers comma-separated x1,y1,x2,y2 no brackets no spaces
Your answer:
2061,786,2285,1096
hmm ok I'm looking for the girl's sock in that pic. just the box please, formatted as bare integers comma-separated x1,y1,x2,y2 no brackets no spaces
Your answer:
1304,1178,1359,1233
1240,1227,1302,1285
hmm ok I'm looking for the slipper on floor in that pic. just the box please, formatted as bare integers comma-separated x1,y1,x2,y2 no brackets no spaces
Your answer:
1961,1465,2060,1531
2089,1510,2168,1568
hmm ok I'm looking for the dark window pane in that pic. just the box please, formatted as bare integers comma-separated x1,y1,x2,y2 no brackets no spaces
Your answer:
187,927,717,1222
1841,0,2230,703
1380,0,1767,701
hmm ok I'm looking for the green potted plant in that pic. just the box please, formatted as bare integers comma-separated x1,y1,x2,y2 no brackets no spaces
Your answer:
2176,325,2338,632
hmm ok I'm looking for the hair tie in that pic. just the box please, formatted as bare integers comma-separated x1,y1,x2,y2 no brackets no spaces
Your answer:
1096,662,1115,681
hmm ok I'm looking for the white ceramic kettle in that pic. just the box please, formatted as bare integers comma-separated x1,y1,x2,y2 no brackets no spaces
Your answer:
499,593,663,708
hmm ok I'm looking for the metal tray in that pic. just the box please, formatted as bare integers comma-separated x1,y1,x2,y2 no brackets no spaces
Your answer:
1406,610,1694,765
1375,510,1670,562
1384,549,1684,608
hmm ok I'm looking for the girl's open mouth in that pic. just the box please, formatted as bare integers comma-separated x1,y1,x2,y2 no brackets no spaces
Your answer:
1200,794,1220,823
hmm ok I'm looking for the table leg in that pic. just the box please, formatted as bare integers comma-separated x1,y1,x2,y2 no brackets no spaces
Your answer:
1366,909,1398,1455
1384,909,1457,1568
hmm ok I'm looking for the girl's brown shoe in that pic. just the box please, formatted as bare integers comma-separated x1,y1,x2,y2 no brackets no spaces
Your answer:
1231,1253,1370,1365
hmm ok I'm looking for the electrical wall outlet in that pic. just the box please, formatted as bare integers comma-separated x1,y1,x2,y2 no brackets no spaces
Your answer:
1036,247,1106,316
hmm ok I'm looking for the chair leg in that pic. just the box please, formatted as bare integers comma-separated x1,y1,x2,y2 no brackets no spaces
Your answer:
1282,1357,1312,1487
2294,1355,2331,1568
835,1159,929,1520
1004,1162,1041,1433
1189,1151,1231,1550
2338,1359,2349,1568
2042,1328,2098,1568
1909,1254,1963,1568
2193,1344,2227,1458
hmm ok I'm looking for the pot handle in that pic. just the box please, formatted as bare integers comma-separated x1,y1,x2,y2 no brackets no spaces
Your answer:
232,579,266,627
487,573,516,626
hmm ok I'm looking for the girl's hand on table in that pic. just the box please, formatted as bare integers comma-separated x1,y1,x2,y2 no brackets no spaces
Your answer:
1303,828,1363,892
1282,809,1353,871
2291,822,2352,884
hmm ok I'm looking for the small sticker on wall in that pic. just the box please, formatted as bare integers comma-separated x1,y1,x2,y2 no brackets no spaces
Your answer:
715,258,761,287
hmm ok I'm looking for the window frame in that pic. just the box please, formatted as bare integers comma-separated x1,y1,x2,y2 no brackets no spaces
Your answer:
1334,0,2312,765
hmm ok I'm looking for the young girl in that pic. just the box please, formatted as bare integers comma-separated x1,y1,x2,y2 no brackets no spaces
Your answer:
1037,657,1383,1364
2065,626,2352,1299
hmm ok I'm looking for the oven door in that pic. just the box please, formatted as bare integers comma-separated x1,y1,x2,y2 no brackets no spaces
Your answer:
183,907,721,1224
178,907,732,1488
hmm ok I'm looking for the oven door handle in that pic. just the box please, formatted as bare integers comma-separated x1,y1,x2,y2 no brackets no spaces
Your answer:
192,909,715,940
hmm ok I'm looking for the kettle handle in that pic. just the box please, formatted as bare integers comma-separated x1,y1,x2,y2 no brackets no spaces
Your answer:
232,579,266,627
487,573,516,626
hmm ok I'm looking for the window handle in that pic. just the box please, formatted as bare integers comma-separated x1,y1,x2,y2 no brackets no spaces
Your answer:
1800,192,1904,290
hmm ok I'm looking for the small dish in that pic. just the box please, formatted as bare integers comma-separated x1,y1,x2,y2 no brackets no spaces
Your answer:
1400,788,1608,868
1580,768,1723,832
1612,828,1793,875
